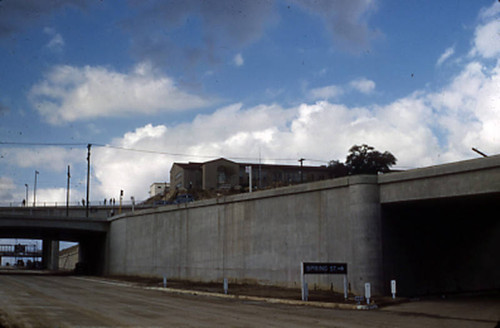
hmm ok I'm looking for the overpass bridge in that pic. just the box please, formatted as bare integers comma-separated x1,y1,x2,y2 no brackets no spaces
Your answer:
0,203,156,273
0,155,498,296
0,209,110,273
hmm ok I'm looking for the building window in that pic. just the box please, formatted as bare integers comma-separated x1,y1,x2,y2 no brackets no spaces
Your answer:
218,167,226,184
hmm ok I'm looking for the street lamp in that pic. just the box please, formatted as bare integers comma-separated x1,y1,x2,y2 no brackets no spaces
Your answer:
24,184,28,207
33,170,39,207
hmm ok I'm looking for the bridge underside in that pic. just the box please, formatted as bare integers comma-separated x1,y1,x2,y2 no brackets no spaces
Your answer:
0,228,107,275
382,192,499,297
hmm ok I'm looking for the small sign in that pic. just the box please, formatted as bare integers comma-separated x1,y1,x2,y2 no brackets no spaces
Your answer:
245,166,251,173
302,262,347,275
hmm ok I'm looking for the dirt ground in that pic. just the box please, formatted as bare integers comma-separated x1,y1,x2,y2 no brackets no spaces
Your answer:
104,274,402,306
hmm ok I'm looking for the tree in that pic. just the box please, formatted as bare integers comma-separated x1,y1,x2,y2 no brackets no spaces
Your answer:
345,144,397,175
327,160,348,177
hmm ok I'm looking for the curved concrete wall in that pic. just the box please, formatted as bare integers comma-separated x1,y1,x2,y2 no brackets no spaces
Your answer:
107,176,384,295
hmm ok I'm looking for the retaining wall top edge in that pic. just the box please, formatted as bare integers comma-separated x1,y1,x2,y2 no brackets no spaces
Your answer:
378,155,500,185
109,176,357,221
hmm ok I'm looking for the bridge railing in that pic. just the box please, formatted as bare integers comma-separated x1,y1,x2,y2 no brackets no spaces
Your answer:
0,201,156,219
0,199,149,208
0,244,42,257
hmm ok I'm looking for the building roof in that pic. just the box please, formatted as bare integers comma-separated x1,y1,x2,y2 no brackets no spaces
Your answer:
172,162,203,170
172,158,330,172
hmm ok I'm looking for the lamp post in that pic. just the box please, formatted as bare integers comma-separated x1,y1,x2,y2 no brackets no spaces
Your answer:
86,144,91,217
24,184,28,207
66,165,70,217
33,170,39,207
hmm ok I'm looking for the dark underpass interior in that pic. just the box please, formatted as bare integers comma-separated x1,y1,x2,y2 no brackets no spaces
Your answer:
382,193,499,297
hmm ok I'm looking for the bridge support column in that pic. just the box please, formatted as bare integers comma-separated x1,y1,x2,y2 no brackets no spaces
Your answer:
42,240,59,271
348,175,384,295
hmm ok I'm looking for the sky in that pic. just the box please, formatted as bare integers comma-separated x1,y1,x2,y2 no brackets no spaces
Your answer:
0,0,499,206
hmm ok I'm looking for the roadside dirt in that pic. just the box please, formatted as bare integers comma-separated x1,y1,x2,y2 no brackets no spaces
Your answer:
103,274,400,306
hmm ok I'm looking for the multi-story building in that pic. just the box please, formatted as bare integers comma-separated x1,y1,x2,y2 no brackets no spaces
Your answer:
170,158,334,191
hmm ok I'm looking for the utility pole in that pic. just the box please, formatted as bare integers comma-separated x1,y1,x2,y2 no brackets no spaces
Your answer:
86,144,91,217
66,165,71,217
246,166,252,192
298,158,305,183
24,184,28,207
119,190,123,214
258,148,262,189
33,170,39,207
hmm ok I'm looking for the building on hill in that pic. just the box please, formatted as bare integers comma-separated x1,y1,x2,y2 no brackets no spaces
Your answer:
149,182,169,197
170,158,334,191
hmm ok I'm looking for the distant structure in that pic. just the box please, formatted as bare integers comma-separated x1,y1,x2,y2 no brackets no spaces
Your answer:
170,157,334,191
149,182,169,197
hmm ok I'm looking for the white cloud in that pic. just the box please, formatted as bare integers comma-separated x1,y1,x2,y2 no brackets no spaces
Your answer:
29,62,213,124
471,2,500,59
43,27,64,52
0,177,16,203
1,147,85,173
471,20,500,59
233,53,244,67
12,50,499,203
309,85,344,100
349,78,376,94
428,60,500,161
436,46,455,66
89,50,500,201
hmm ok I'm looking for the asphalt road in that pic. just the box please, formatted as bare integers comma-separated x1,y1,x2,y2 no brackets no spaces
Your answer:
0,274,498,328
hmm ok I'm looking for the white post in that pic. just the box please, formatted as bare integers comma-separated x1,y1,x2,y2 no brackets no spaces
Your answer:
365,282,371,305
223,278,228,294
246,166,253,193
391,280,396,299
343,275,348,300
163,275,167,288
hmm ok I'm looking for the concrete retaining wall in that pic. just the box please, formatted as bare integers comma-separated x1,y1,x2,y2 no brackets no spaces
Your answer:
107,175,384,295
59,245,79,271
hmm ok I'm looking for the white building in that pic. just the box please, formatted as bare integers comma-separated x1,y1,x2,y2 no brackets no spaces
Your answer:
149,182,169,197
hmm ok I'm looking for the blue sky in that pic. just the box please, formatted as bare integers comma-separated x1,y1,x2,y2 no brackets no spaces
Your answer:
0,0,499,205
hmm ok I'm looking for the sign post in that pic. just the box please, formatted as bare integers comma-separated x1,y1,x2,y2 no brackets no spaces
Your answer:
391,280,396,299
301,262,348,301
365,282,371,304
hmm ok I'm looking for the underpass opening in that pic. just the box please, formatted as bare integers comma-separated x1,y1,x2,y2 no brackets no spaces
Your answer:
0,228,107,275
0,239,42,269
381,193,499,297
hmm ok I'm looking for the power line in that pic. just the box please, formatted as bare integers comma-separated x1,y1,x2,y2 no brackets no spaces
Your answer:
1,141,331,164
0,141,88,147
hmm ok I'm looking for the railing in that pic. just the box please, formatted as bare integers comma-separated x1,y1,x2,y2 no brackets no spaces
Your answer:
0,201,157,219
0,199,148,208
0,244,42,257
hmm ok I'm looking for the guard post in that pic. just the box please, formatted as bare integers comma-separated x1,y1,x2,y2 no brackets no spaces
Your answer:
301,262,348,301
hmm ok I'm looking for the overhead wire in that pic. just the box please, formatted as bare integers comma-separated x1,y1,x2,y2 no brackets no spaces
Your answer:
0,141,331,164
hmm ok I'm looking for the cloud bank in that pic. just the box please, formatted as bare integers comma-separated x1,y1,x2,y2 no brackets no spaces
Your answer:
29,62,213,124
